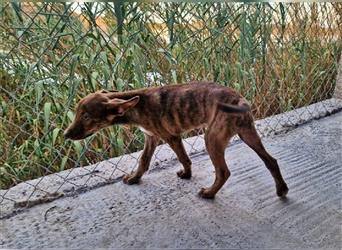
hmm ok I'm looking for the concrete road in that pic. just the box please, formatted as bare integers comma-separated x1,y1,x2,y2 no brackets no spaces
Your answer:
1,112,341,249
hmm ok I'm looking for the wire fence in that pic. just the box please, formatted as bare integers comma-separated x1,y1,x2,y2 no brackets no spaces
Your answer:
0,2,341,210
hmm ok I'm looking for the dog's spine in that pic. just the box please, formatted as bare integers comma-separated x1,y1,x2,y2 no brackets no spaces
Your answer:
217,102,250,113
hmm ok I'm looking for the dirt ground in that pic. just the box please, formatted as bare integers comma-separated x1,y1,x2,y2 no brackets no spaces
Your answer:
1,111,341,249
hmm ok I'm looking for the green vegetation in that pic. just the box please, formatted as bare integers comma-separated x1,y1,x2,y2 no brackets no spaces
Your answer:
0,2,341,189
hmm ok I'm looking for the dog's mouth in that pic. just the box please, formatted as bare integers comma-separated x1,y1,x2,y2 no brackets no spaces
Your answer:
84,132,94,138
75,132,94,140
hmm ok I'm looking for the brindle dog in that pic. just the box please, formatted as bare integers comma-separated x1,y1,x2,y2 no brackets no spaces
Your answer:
64,82,288,199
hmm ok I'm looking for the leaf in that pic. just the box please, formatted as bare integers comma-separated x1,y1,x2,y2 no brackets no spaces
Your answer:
73,141,83,157
11,3,23,23
52,128,60,146
91,71,99,89
35,82,43,109
34,139,41,156
116,78,125,91
67,111,75,122
171,70,177,83
43,102,52,132
60,155,68,171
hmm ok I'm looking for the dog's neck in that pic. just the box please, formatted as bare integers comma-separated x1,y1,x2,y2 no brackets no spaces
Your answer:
111,108,141,125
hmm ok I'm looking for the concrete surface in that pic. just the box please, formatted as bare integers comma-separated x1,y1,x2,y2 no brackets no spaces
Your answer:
1,111,341,249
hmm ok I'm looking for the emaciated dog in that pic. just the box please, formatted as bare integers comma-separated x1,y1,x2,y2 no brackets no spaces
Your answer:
64,82,288,199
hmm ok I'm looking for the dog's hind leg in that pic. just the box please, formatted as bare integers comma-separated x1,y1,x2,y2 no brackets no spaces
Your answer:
238,126,289,198
123,134,159,184
167,137,192,179
199,121,233,199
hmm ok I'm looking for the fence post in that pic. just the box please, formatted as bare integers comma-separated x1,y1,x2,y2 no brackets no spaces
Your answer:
114,0,124,45
333,53,342,99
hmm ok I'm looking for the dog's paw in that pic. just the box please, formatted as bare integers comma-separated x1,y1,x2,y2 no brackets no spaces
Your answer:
123,174,140,185
177,170,192,179
198,188,216,199
276,183,289,198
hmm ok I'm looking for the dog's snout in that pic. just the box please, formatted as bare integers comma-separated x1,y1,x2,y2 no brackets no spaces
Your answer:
63,124,86,140
64,124,77,139
64,127,76,139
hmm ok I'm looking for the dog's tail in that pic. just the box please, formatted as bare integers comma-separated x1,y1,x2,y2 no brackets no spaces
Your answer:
217,101,250,114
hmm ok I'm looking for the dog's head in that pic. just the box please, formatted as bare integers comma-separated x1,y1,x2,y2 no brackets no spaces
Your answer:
64,90,139,140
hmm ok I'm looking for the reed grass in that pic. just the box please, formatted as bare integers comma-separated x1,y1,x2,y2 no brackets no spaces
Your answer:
0,2,341,189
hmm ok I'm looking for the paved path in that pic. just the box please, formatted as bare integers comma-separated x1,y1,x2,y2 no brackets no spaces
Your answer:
1,112,341,249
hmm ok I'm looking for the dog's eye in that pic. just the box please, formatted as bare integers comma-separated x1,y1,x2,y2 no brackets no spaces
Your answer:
83,113,90,121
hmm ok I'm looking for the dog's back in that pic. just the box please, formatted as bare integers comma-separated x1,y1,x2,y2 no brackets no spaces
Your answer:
122,81,251,136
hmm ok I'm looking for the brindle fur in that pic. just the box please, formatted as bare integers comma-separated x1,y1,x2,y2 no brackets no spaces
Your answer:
64,82,288,199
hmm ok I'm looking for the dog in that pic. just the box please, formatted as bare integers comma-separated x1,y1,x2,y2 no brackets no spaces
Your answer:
64,81,288,199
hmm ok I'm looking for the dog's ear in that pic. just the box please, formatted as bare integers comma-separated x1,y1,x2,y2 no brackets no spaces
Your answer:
106,96,140,115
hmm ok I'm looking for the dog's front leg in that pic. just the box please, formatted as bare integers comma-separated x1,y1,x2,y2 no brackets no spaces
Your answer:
166,136,192,179
123,134,160,185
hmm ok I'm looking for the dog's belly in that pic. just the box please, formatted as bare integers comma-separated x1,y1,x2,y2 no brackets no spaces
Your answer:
139,121,207,137
162,117,208,136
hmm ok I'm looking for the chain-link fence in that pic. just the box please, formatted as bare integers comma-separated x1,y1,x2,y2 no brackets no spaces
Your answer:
0,2,341,211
